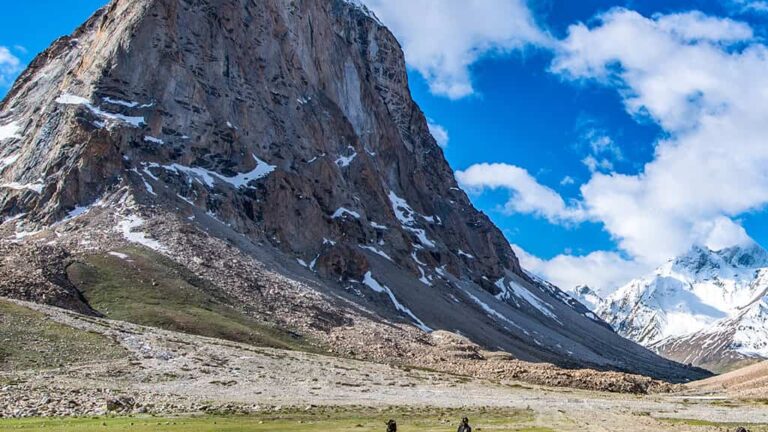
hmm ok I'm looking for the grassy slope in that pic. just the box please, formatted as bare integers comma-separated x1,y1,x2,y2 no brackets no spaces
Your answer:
66,247,316,352
0,299,124,372
698,357,762,375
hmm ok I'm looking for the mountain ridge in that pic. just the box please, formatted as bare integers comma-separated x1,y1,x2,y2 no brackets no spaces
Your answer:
598,242,768,372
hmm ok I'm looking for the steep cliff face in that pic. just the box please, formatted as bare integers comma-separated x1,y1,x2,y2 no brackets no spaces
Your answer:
0,0,705,381
1,0,518,288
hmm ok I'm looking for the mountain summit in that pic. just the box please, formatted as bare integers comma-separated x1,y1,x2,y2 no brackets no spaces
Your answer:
599,242,768,372
0,0,703,382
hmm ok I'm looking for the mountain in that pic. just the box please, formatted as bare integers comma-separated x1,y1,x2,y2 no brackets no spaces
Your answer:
569,284,605,312
598,243,768,372
0,0,704,382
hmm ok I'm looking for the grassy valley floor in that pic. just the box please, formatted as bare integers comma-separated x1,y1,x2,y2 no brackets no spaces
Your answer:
1,406,768,432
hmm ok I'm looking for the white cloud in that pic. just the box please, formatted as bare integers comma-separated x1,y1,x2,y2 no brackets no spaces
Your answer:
512,244,649,295
550,8,768,264
552,9,755,132
455,163,586,224
0,46,22,87
581,155,613,173
464,9,768,293
560,176,575,186
363,0,551,99
573,122,623,174
654,11,753,42
427,121,449,148
512,217,752,295
692,216,753,251
729,0,768,14
583,128,622,161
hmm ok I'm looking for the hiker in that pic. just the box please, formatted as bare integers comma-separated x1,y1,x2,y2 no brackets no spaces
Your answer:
386,419,397,432
457,416,472,432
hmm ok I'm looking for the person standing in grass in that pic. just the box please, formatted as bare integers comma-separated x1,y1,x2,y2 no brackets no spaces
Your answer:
457,416,472,432
386,419,397,432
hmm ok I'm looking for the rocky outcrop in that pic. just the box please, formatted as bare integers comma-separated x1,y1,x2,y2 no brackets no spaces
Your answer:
0,0,707,382
0,243,95,315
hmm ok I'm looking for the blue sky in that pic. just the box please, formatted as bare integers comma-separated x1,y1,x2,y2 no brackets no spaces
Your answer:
3,0,768,294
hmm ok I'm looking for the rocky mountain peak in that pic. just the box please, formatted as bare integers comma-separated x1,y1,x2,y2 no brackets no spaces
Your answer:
599,241,768,372
665,242,768,274
0,0,521,287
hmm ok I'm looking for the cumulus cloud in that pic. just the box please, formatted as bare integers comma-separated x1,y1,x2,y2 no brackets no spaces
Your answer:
551,8,768,264
551,9,755,132
512,244,649,295
0,46,22,87
654,11,753,42
427,121,450,148
463,9,768,292
363,0,551,99
455,163,587,224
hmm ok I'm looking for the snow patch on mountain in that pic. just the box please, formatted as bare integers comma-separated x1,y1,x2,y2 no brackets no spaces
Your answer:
332,207,361,219
102,96,153,108
56,93,146,127
359,244,392,261
362,271,431,332
0,154,20,171
0,121,22,141
335,147,357,167
116,215,168,252
146,154,275,190
388,191,436,248
0,180,44,194
463,289,526,333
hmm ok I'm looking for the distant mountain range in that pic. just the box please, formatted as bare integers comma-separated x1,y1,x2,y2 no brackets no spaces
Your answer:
578,243,768,372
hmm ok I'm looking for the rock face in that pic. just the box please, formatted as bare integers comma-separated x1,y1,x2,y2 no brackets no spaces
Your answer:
599,243,768,372
0,243,95,315
0,0,705,381
1,0,518,286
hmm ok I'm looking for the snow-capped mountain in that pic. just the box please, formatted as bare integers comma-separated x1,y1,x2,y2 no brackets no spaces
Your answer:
570,285,605,312
598,243,768,372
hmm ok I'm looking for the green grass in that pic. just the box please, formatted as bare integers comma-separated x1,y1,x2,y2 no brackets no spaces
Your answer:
659,417,768,430
0,408,544,432
0,299,124,372
66,247,317,352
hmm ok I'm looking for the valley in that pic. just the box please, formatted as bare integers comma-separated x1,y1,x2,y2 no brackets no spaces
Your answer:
2,1,768,431
1,297,767,432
